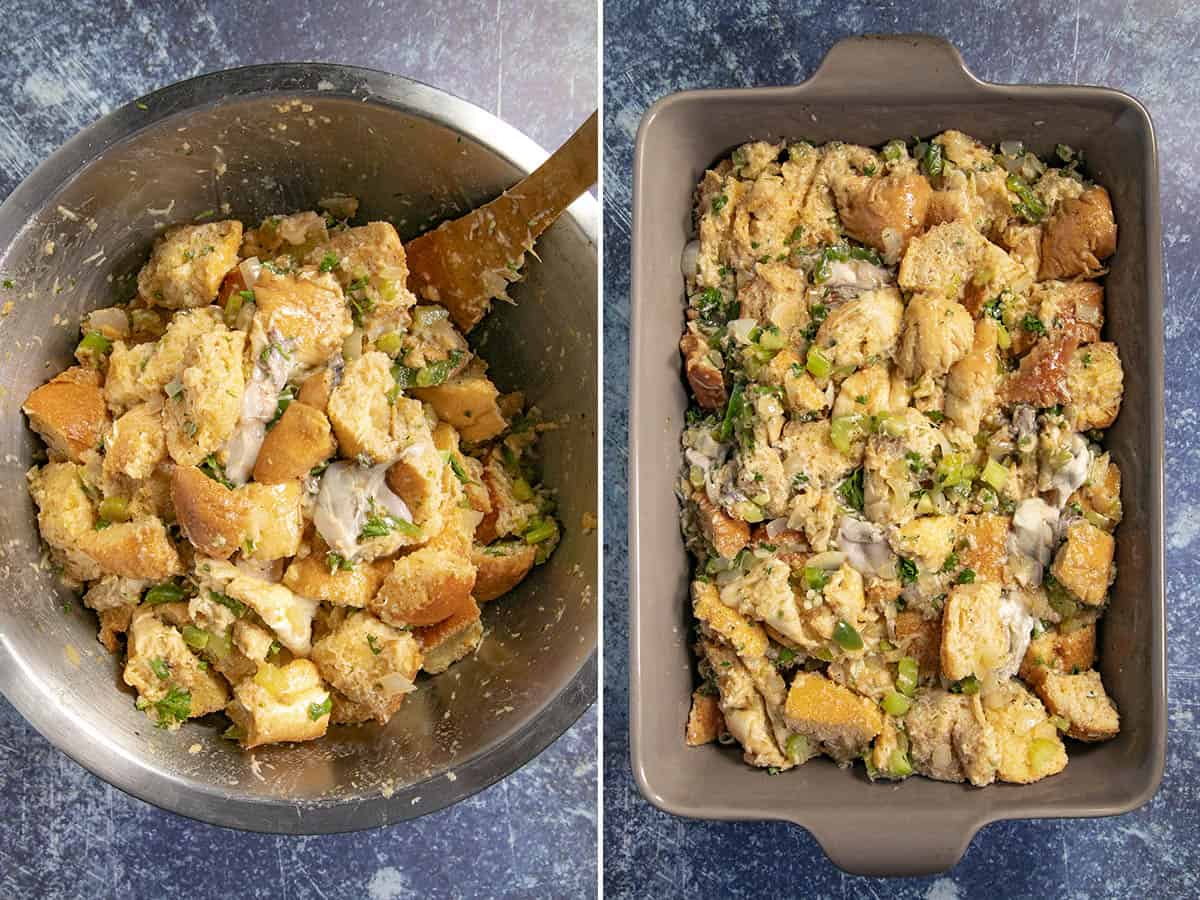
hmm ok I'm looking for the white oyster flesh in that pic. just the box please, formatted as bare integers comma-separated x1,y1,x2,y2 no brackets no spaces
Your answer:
837,517,894,577
312,460,414,559
224,330,295,485
1050,433,1092,507
997,592,1037,681
1008,497,1061,587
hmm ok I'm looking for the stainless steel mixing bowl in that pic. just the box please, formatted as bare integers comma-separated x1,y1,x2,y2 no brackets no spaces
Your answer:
0,64,598,832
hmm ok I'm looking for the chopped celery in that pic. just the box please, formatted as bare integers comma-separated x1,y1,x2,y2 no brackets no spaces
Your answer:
805,345,832,379
981,458,1009,491
786,734,810,764
833,620,864,651
182,625,209,650
97,496,130,523
830,414,867,455
881,690,911,717
1029,737,1060,770
896,656,919,696
888,747,914,777
803,565,830,591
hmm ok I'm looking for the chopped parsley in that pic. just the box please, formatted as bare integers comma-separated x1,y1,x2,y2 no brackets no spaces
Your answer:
148,657,170,680
318,252,341,273
308,695,332,721
1021,314,1047,336
153,687,191,728
200,454,234,489
837,468,864,512
898,557,919,585
209,590,247,618
711,194,728,215
326,552,356,573
367,634,382,656
955,568,977,585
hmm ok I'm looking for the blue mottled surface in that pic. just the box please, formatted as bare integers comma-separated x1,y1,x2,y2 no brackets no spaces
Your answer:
603,2,1198,896
0,2,596,898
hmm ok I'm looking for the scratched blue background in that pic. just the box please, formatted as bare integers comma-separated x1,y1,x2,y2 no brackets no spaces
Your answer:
0,2,597,899
603,2,1198,897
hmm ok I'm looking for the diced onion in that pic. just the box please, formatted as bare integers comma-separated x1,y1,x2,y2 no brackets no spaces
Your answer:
727,318,757,345
239,257,263,288
681,240,700,279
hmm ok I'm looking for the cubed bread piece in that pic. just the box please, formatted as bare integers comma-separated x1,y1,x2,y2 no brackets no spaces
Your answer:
137,220,242,309
23,366,109,463
1003,334,1077,408
331,692,376,725
415,599,483,674
691,579,769,657
104,341,159,414
103,401,166,481
896,293,975,380
242,211,329,259
762,348,828,417
940,581,1008,682
959,513,1011,584
305,222,416,338
1027,280,1105,353
813,287,904,370
898,221,989,302
471,541,537,603
370,544,476,627
945,319,1000,434
831,363,908,419
1019,623,1097,687
172,465,246,559
1066,341,1123,432
311,610,423,724
411,365,508,444
233,620,277,668
983,679,1068,784
685,690,725,746
1050,521,1114,606
680,330,726,409
1069,451,1122,531
327,351,398,463
783,671,883,763
297,367,336,412
701,638,787,768
163,327,246,467
98,605,135,652
220,573,320,656
123,607,230,728
251,267,353,368
894,610,942,681
82,516,182,580
475,451,540,545
283,547,391,608
1039,187,1117,280
27,461,102,582
834,172,931,264
253,402,334,483
1035,669,1120,742
240,481,304,561
904,689,999,786
892,515,957,573
384,397,446,531
225,659,331,749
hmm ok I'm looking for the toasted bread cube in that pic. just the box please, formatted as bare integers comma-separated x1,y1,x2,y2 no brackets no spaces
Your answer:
904,690,999,786
898,221,989,302
896,293,974,380
411,365,507,444
330,692,375,725
959,513,1011,584
103,402,166,481
835,172,931,264
384,397,446,530
104,341,159,414
221,573,320,656
475,451,540,545
691,580,769,657
283,548,391,608
813,288,904,370
1066,341,1123,432
371,544,476,628
415,599,483,674
472,541,537,603
253,402,334,483
311,610,423,724
680,330,726,410
983,680,1068,784
1039,186,1117,280
892,515,957,573
28,462,102,582
305,222,416,338
940,581,1008,682
1070,451,1122,531
98,605,135,652
1019,623,1096,687
297,367,336,412
138,221,242,309
240,481,304,561
164,328,246,466
894,610,942,681
123,607,230,727
783,670,883,762
82,516,182,580
762,348,829,416
945,318,1000,435
1036,669,1120,742
226,659,330,749
327,351,397,463
702,638,788,768
691,492,750,561
23,366,109,463
251,267,353,368
1051,521,1114,606
172,465,245,559
686,690,725,746
1003,334,1077,409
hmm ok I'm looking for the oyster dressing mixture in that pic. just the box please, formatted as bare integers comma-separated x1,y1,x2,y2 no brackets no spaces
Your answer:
678,132,1123,786
23,206,560,749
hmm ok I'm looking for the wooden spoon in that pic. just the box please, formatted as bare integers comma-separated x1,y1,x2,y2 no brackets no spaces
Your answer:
404,111,598,333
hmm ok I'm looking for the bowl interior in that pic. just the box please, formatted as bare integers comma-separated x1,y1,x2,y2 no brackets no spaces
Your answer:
0,71,597,830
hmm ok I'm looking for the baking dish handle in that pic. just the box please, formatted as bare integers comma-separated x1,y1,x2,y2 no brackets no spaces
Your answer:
804,33,983,96
800,806,982,876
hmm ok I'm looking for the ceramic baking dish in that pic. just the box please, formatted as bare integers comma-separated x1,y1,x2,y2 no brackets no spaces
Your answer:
628,34,1165,876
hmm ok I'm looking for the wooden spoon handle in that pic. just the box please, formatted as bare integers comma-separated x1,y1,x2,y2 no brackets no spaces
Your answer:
405,112,598,332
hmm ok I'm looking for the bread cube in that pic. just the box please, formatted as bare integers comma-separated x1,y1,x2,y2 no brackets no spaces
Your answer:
892,515,957,573
1035,669,1120,742
221,573,320,656
690,493,750,561
835,172,931,263
415,598,483,674
251,267,352,368
305,222,416,338
23,366,109,463
1038,187,1117,280
123,607,229,728
240,481,304,561
813,287,904,370
370,544,476,628
1050,521,1114,606
898,221,989,301
164,328,246,466
311,610,423,724
283,547,391,608
137,220,242,309
904,689,999,786
896,293,974,380
1019,623,1096,687
691,579,769,658
1066,341,1123,431
103,402,166,481
27,461,102,582
327,352,398,463
172,465,245,559
983,680,1068,784
253,401,334,483
472,541,537,603
959,513,1010,584
80,516,183,580
783,671,883,763
940,581,1008,682
685,690,725,746
411,365,507,444
225,659,330,749
894,610,942,681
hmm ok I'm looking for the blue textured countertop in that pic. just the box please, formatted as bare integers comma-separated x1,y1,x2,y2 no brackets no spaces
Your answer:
0,2,596,898
603,3,1197,896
